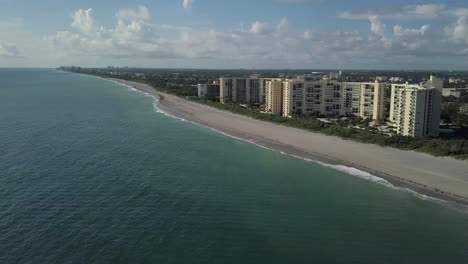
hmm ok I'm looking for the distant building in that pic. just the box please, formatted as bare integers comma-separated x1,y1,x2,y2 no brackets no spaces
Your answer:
197,84,207,97
389,76,443,137
460,104,468,114
197,81,220,99
442,88,461,98
448,77,462,84
329,72,341,80
376,76,388,82
389,77,405,83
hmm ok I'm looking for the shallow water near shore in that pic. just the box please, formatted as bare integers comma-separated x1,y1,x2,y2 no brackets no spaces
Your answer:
110,76,468,208
1,69,468,263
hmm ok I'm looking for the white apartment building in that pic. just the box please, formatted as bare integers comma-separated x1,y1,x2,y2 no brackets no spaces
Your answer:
389,77,405,83
390,76,443,137
281,78,386,120
376,76,388,82
197,81,220,99
442,88,461,98
197,84,207,97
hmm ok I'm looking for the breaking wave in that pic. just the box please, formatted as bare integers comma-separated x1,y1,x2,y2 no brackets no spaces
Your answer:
111,77,466,211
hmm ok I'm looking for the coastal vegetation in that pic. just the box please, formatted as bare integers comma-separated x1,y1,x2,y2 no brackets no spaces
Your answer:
441,90,468,128
140,79,197,97
63,68,468,160
193,99,468,160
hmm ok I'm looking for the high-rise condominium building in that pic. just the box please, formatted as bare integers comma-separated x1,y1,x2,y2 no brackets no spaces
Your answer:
197,81,220,99
219,76,270,104
281,78,386,120
265,79,284,115
389,76,443,137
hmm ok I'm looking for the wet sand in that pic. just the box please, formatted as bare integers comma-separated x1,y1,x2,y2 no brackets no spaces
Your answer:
109,77,468,206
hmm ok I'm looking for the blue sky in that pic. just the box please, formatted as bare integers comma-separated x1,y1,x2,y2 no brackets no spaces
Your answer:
1,0,468,69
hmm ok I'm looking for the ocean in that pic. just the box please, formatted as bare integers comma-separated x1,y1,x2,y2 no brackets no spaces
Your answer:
1,69,467,263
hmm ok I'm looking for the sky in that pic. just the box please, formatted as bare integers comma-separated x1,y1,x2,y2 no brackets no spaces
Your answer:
0,0,468,69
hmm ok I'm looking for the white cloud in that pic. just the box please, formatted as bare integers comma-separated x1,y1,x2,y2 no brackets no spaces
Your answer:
369,16,386,37
340,4,446,20
250,21,272,35
446,8,468,45
47,6,164,58
0,41,20,57
301,29,313,40
0,3,460,69
277,0,327,2
393,24,430,37
71,8,96,35
116,5,150,21
452,17,468,42
277,18,289,31
183,0,194,9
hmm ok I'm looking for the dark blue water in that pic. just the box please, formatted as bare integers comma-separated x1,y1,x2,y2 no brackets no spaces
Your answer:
1,69,467,263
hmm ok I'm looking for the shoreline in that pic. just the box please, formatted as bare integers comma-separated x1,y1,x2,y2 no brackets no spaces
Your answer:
91,75,468,207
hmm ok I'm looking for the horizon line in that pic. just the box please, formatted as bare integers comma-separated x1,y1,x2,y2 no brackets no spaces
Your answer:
2,67,468,72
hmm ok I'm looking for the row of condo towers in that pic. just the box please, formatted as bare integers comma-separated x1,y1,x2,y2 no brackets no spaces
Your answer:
219,75,443,137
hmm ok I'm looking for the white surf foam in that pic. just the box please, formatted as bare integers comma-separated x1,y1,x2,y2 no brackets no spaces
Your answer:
283,153,455,205
188,121,462,207
104,76,466,210
100,78,185,121
322,163,394,187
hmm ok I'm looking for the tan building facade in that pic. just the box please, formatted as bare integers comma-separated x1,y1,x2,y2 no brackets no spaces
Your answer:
265,79,284,115
279,78,386,120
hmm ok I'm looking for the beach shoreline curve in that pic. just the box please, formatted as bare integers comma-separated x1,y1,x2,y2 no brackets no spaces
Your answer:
95,75,468,207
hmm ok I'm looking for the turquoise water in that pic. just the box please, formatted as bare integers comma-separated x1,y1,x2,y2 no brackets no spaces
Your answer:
1,69,467,263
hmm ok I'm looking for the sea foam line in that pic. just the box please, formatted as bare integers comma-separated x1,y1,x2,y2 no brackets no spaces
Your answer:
107,78,465,211
104,78,189,122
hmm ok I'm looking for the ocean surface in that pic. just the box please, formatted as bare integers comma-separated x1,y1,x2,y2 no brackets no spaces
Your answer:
1,69,467,264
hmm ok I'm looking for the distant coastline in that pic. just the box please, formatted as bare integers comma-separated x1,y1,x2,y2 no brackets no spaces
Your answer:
75,72,468,207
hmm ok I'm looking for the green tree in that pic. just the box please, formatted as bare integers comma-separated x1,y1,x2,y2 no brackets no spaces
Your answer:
441,103,460,123
457,113,468,127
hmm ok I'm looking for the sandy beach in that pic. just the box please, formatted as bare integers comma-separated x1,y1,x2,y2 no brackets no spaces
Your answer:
109,78,468,206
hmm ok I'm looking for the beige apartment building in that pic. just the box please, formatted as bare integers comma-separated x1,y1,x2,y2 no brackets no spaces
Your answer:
282,79,304,117
389,76,443,137
280,78,386,120
223,74,443,138
357,82,386,120
265,79,284,115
